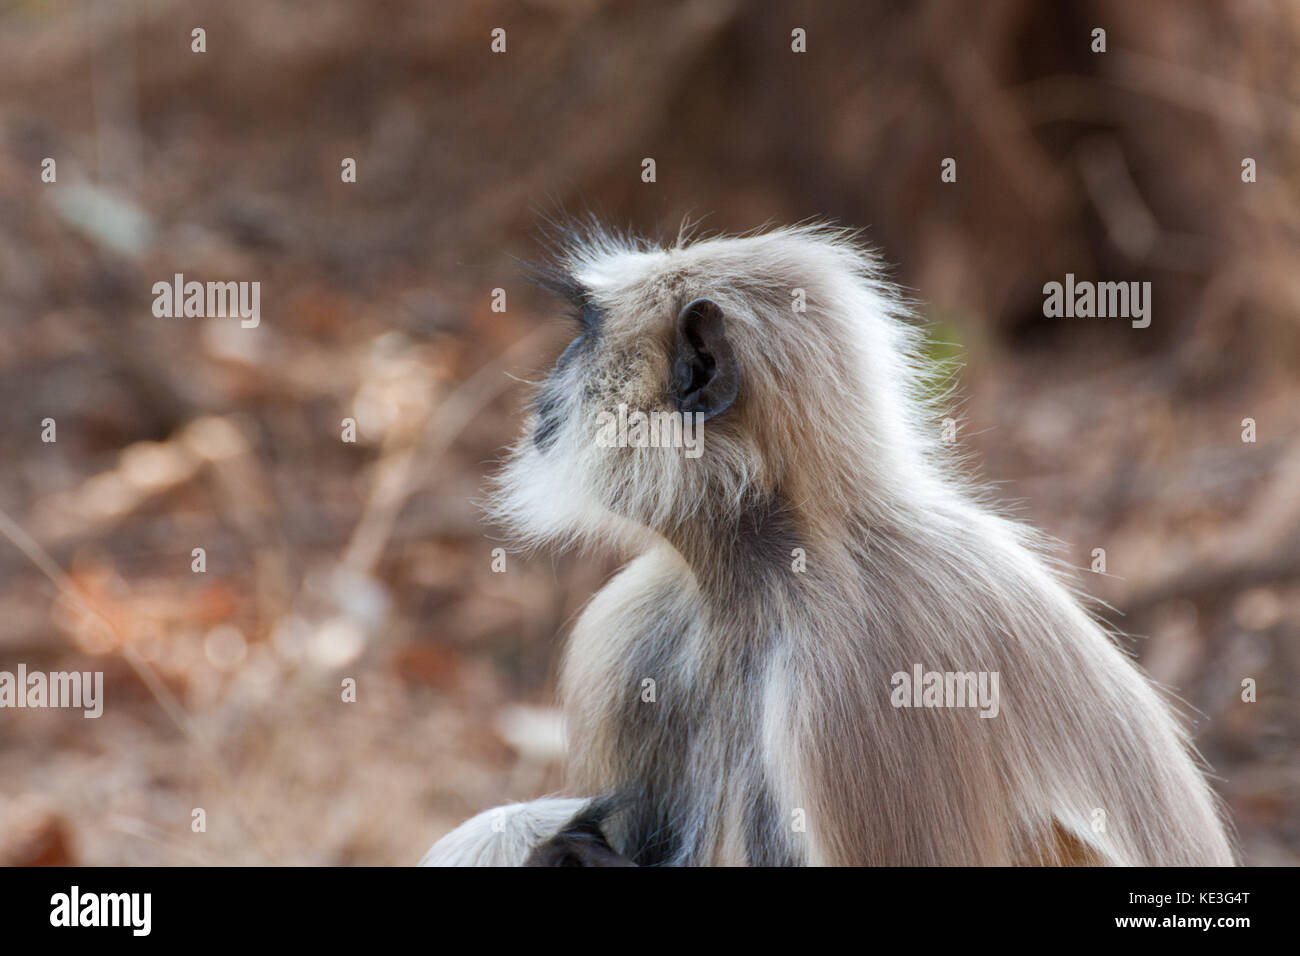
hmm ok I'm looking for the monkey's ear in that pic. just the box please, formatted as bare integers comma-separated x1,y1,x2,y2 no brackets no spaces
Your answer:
670,298,739,421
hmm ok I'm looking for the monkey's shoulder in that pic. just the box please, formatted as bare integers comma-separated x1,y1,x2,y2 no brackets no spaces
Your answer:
562,547,702,696
577,547,699,632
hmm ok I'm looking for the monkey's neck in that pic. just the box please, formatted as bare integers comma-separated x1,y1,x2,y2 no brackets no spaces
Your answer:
662,494,833,617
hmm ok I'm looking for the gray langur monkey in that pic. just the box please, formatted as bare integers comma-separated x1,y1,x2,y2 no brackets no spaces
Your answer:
421,224,1234,867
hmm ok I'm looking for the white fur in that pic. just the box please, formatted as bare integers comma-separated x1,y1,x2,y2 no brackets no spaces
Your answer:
419,798,591,867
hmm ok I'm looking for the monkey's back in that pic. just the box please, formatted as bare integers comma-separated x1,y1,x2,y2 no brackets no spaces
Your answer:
560,509,1234,866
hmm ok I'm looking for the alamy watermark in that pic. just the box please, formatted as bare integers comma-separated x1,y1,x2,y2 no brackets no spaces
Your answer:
50,886,150,936
152,273,260,328
594,403,704,459
890,664,1000,718
0,664,103,718
1042,274,1150,329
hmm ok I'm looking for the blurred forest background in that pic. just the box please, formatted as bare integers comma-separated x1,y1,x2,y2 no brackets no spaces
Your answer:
0,0,1297,865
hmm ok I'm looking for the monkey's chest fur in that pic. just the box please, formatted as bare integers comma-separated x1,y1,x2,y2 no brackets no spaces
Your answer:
560,549,800,867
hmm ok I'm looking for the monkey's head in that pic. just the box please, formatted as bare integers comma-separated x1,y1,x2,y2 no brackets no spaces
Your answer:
492,224,940,553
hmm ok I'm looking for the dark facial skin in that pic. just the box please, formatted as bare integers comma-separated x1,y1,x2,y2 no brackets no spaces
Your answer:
532,334,586,450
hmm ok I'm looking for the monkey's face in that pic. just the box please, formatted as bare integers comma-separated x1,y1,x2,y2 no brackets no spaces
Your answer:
531,294,737,451
492,263,759,548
